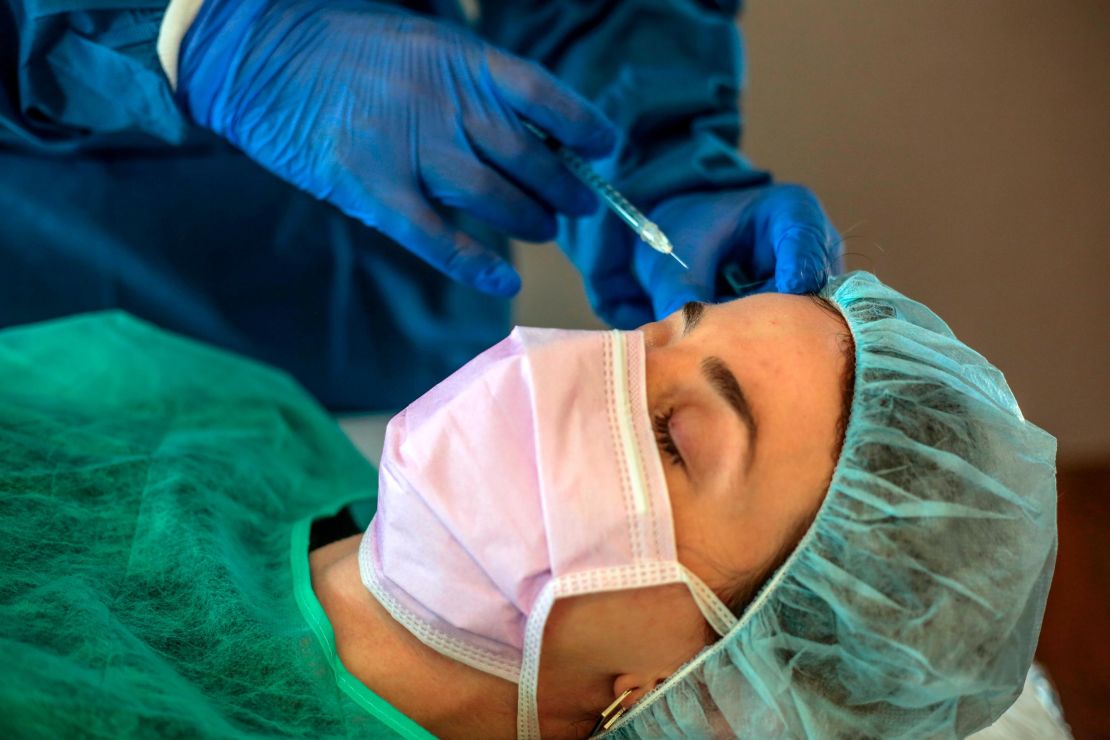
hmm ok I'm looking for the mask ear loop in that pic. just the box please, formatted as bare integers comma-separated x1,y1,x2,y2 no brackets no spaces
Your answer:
517,567,735,740
516,581,557,740
681,566,738,637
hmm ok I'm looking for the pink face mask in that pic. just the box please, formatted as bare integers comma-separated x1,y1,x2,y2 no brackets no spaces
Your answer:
359,328,737,738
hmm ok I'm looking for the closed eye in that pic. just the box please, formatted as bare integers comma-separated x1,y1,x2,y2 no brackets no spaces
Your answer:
653,408,685,469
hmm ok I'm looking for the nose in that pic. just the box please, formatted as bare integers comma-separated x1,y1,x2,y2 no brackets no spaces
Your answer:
637,318,668,349
638,299,691,349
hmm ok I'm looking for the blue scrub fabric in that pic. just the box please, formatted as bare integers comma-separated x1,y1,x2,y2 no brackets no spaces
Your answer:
0,0,765,409
0,143,509,410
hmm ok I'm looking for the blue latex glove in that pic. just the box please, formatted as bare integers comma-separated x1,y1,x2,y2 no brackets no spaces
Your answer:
633,184,842,320
175,0,617,297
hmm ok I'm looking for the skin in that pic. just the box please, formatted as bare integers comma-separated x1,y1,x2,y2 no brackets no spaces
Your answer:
311,293,850,738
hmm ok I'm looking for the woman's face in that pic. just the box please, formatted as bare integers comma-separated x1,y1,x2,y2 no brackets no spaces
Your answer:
642,293,851,604
539,293,852,726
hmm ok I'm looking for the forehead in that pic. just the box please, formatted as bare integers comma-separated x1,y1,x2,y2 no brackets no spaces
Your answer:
708,293,849,459
712,293,846,343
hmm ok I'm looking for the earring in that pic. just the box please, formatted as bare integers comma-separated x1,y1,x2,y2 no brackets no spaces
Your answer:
590,688,633,736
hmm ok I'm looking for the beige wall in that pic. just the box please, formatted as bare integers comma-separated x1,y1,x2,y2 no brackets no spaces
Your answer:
514,1,1110,463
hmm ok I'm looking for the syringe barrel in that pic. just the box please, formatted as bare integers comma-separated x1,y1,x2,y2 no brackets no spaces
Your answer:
552,148,646,234
523,120,677,259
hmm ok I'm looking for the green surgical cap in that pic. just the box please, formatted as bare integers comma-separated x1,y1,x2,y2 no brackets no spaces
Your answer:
611,271,1058,739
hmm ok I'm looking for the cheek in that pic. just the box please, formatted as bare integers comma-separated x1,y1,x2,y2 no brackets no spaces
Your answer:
623,587,709,669
545,587,706,675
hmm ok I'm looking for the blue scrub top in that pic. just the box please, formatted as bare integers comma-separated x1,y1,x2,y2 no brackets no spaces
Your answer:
0,0,761,410
0,139,510,411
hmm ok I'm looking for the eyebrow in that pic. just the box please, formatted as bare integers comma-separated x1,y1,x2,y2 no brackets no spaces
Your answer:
681,301,758,467
701,357,758,470
681,301,706,336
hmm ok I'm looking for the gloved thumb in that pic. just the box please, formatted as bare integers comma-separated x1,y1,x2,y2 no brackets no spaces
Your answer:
605,300,657,331
633,237,714,320
587,272,656,329
761,185,834,294
655,282,709,320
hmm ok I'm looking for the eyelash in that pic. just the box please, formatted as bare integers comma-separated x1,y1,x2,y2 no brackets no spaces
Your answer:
652,408,686,469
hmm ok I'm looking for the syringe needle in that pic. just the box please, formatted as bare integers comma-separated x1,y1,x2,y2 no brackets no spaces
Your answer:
522,119,689,270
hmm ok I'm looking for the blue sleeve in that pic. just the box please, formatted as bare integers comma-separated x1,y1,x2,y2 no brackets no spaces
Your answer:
474,0,771,210
0,0,189,152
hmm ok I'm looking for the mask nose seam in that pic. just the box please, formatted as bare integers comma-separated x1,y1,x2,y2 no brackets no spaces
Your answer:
605,330,645,561
625,331,669,559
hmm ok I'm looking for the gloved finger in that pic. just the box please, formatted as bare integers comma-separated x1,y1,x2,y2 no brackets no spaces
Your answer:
635,243,715,319
759,185,834,294
587,271,656,329
488,51,617,160
470,123,598,218
375,195,522,298
606,300,656,330
720,263,776,297
655,283,710,320
423,153,557,243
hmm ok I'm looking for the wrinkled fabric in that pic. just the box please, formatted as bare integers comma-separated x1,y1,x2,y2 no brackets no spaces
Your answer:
0,0,768,404
609,271,1058,739
0,144,509,411
0,312,429,738
0,0,185,151
478,0,774,326
176,0,617,297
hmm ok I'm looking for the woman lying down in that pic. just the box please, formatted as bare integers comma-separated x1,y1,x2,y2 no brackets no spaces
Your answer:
0,272,1058,738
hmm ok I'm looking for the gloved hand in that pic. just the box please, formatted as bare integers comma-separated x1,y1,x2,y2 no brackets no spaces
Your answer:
175,0,617,297
631,184,842,321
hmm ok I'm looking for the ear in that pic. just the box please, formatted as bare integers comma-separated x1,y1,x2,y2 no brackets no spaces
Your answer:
611,671,668,710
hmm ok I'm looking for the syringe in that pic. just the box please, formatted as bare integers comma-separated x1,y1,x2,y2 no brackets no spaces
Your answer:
523,122,688,270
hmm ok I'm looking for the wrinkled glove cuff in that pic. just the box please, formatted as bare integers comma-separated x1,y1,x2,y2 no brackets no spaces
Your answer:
174,0,271,128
